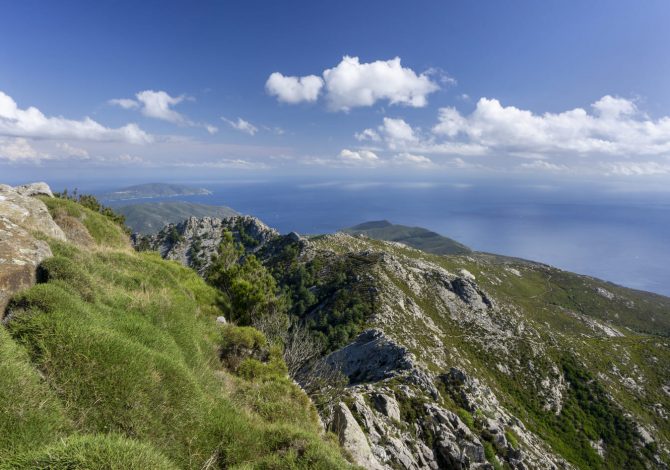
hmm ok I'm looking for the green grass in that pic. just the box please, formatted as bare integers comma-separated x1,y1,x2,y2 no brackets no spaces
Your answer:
40,196,130,248
0,201,352,469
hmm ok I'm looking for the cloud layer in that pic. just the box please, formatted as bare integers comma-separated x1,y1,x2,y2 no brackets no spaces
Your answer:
0,90,151,144
266,56,440,111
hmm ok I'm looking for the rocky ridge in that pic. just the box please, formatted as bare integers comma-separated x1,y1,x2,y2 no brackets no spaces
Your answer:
142,215,670,469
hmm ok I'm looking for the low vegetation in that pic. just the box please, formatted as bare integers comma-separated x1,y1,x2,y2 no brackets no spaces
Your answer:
0,199,351,469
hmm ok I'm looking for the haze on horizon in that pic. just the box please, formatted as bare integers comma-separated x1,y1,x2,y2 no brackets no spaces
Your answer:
1,0,670,191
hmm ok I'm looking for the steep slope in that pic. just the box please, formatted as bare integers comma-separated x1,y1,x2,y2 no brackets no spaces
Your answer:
343,220,471,255
146,216,670,469
116,201,238,234
0,185,352,469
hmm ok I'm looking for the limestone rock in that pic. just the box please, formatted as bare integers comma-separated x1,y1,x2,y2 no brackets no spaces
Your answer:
0,216,53,315
0,184,65,241
332,402,384,469
325,329,414,384
14,182,55,198
0,183,62,315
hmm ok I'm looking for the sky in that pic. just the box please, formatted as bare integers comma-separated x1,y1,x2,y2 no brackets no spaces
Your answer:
1,0,670,187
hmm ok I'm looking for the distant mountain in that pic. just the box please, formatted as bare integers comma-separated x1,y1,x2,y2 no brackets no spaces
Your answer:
116,201,238,234
100,183,212,201
343,220,471,255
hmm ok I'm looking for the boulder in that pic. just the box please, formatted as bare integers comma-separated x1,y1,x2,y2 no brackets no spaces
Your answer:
0,216,52,315
14,182,55,198
373,392,401,422
325,329,414,384
0,184,65,241
332,402,383,469
0,183,63,315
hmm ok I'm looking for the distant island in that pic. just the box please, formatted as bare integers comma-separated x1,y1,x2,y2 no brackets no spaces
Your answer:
99,183,212,201
116,201,238,234
343,220,471,255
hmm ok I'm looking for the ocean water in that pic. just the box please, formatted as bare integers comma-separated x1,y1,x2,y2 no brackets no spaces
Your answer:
110,178,670,297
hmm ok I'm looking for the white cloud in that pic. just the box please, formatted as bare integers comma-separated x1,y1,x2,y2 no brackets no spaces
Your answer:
222,117,258,135
56,142,89,158
605,161,670,176
339,149,380,166
519,160,567,171
392,152,432,166
108,98,139,109
323,56,439,111
265,72,324,104
0,90,152,144
267,56,439,111
110,90,218,132
0,137,45,161
354,128,381,142
379,117,418,147
135,90,187,123
431,95,670,157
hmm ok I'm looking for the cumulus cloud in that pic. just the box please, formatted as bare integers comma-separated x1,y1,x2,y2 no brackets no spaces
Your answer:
431,95,670,157
339,148,380,165
110,90,219,132
354,128,381,142
267,56,439,111
265,73,324,104
222,117,258,135
135,90,187,123
0,90,152,144
392,152,432,166
379,117,418,147
0,137,45,161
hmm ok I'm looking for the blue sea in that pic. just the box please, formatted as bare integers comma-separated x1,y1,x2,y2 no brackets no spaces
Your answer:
101,177,669,297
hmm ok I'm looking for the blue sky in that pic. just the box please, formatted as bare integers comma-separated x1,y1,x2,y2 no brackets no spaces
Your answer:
2,0,670,185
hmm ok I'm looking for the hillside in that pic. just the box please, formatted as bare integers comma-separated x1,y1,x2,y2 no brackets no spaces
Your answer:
99,183,212,201
145,214,670,469
116,201,238,234
343,220,472,255
0,184,351,469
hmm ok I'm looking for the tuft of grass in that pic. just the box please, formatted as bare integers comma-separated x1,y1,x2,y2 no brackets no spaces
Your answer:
3,434,178,470
40,196,130,249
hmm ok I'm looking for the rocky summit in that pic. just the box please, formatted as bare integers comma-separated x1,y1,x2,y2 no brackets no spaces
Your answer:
139,214,670,469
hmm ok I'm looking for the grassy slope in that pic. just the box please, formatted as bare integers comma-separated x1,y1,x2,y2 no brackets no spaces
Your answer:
343,220,471,255
116,201,238,234
0,198,351,469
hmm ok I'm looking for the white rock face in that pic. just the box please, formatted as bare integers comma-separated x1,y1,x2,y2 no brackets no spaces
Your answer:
0,183,62,314
14,182,55,198
332,402,384,469
0,184,65,241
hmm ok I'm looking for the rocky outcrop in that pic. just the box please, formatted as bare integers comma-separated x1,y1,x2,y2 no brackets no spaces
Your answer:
0,183,62,315
134,215,279,274
332,402,384,469
326,329,414,384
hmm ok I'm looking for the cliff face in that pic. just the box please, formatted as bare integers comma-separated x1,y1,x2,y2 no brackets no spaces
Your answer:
143,216,670,469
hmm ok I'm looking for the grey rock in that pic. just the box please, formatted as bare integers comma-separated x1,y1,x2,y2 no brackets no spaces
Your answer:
332,402,384,469
373,393,401,422
14,182,55,198
325,329,414,384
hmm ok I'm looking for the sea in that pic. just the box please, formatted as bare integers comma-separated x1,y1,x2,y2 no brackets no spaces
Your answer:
95,176,670,297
